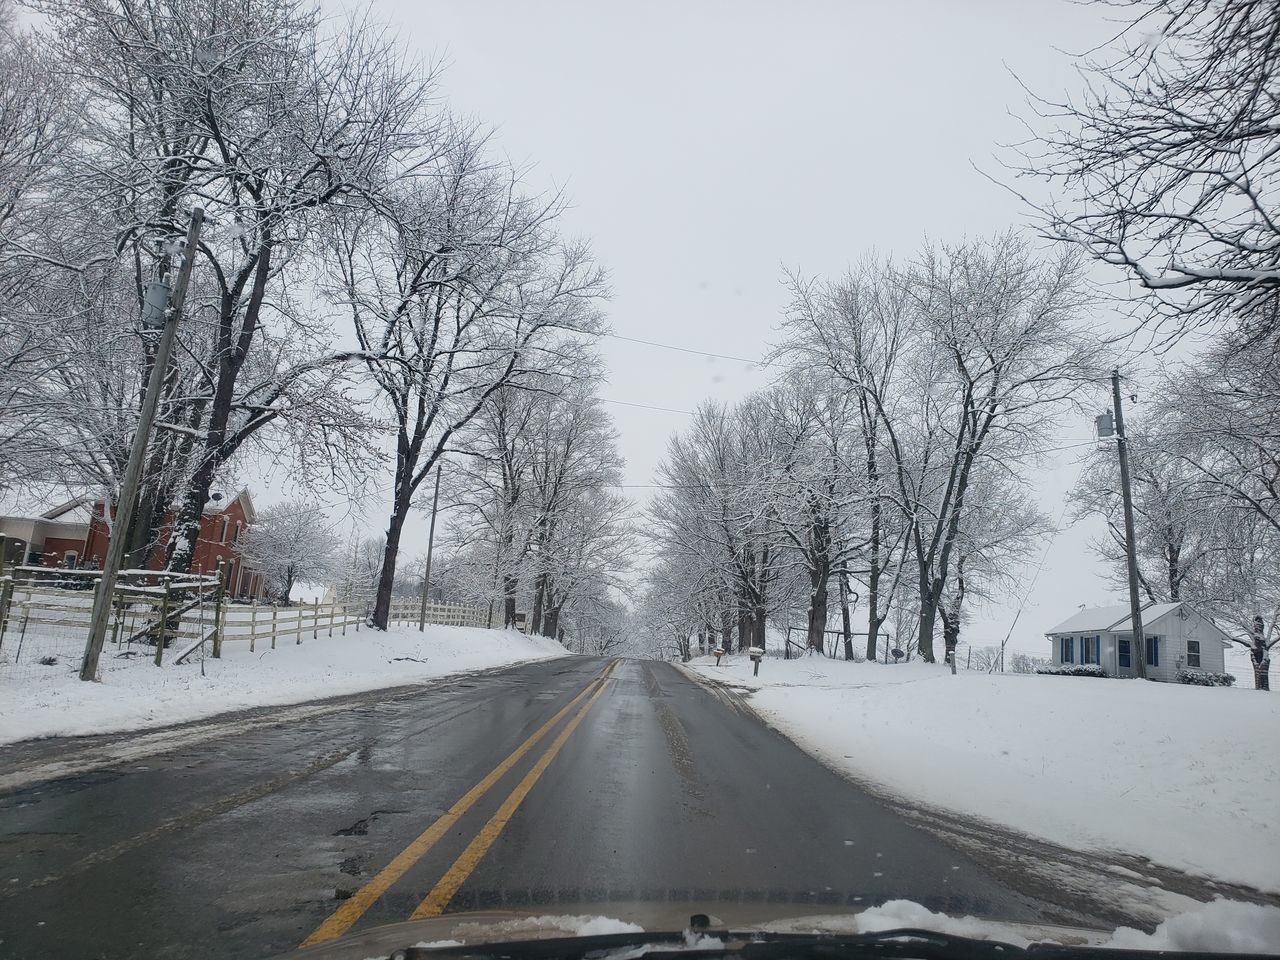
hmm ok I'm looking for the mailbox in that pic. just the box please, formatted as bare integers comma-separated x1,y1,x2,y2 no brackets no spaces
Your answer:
713,647,725,666
748,645,765,676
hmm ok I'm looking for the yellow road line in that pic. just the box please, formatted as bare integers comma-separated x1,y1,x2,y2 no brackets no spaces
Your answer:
300,663,613,947
410,663,615,919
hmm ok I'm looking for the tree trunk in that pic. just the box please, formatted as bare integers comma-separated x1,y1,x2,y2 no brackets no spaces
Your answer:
372,497,410,630
941,608,960,668
166,241,273,574
864,419,882,661
543,602,561,640
917,576,938,663
720,608,735,653
1251,616,1271,691
531,573,546,636
677,633,692,662
839,570,854,660
165,449,221,574
806,562,829,654
503,574,518,627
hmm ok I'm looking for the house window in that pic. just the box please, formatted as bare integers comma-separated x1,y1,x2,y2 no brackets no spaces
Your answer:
1118,639,1131,669
63,551,78,569
1061,636,1074,663
1186,639,1201,668
1081,635,1099,664
232,521,242,544
220,518,229,544
1147,635,1160,667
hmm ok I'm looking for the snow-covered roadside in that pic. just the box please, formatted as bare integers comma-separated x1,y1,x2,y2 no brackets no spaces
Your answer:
688,654,1280,894
0,625,567,745
758,897,1280,951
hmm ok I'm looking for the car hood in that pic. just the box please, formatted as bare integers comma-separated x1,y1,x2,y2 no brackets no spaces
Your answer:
284,902,1104,959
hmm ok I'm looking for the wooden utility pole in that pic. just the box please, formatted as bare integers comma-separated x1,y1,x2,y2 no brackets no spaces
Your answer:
417,466,442,631
80,209,204,681
1111,369,1147,679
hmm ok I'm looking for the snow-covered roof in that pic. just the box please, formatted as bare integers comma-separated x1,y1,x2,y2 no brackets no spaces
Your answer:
1046,601,1234,647
1111,602,1182,632
202,488,255,522
1045,604,1133,634
40,497,93,522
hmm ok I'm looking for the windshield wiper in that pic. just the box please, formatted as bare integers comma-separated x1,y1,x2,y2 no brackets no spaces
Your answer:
394,928,1279,960
397,928,1022,960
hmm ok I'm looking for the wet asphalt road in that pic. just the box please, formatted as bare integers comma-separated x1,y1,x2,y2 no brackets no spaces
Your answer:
1,656,1073,959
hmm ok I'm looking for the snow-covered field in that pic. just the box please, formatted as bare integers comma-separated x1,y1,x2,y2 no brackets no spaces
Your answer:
688,654,1280,894
0,625,567,746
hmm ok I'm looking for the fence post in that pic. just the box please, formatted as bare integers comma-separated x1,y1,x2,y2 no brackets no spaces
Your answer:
296,604,303,644
108,592,122,648
0,577,13,653
153,577,171,667
312,598,319,640
271,604,278,649
341,603,347,636
212,561,228,659
328,601,335,638
250,604,257,653
15,603,30,663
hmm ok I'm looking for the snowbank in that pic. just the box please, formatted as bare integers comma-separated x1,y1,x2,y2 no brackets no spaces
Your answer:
830,897,1280,950
1105,898,1280,952
688,655,1280,893
0,625,567,745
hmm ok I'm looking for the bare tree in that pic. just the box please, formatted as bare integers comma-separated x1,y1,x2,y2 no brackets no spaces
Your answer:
0,3,77,491
1012,0,1280,342
779,236,1098,662
778,261,911,659
1072,432,1221,603
647,402,782,655
938,469,1050,667
332,132,606,629
1158,331,1280,536
1203,510,1278,690
238,500,340,603
23,0,438,573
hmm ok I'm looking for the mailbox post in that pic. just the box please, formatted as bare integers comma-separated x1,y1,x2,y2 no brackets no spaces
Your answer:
748,645,765,676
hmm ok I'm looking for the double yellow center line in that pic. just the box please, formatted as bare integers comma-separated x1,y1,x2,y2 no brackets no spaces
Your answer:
301,661,618,947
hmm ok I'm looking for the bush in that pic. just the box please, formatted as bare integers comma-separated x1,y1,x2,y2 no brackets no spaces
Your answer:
1176,668,1236,687
1035,663,1107,678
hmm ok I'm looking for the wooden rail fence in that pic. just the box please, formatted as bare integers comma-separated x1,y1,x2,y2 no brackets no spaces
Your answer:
0,573,498,671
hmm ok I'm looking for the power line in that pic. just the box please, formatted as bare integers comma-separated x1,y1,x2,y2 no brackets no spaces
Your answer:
600,398,695,415
604,333,770,367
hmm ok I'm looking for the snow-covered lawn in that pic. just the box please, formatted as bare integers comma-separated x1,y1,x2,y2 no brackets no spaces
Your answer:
0,625,567,746
688,654,1280,894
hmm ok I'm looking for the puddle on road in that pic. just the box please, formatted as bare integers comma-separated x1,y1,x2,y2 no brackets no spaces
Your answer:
331,808,408,837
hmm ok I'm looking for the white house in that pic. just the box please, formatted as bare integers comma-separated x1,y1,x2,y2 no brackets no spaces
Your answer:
1045,601,1233,680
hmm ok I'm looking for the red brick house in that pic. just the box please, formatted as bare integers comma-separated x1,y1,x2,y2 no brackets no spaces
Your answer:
0,489,262,599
